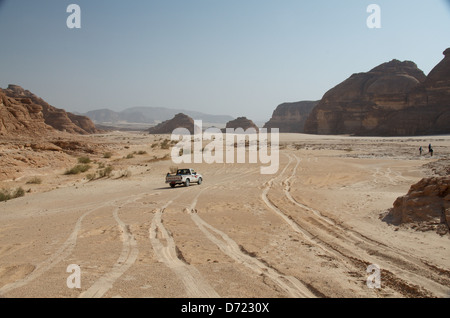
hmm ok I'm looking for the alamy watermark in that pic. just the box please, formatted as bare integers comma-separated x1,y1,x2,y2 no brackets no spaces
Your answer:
66,4,81,29
66,264,81,289
367,4,381,29
170,120,279,175
366,264,381,289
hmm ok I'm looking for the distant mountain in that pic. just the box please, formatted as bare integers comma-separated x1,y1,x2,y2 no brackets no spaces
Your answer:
84,107,234,125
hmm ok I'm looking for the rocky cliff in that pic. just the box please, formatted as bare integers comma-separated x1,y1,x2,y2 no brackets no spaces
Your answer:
263,101,319,133
304,48,450,136
1,85,99,135
0,88,53,136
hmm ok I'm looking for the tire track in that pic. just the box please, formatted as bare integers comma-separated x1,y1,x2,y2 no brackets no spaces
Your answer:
184,160,317,298
149,202,219,298
270,152,449,297
79,204,139,298
0,203,109,296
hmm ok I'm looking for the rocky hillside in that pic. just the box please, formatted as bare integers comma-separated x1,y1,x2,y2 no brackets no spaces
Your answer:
224,117,259,132
148,113,198,134
0,88,53,136
1,85,99,135
304,48,450,136
263,101,319,133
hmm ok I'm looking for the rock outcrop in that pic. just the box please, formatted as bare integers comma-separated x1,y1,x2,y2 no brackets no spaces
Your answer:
148,113,197,134
224,117,259,132
304,48,450,136
383,176,450,235
1,85,99,135
263,101,319,133
0,88,53,136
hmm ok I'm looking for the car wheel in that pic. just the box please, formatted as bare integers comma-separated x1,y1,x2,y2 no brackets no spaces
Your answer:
185,179,190,187
170,183,176,188
198,177,202,185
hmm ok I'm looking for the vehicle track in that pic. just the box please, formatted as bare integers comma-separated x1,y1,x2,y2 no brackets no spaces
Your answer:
0,202,111,296
265,152,450,297
79,202,139,298
187,188,316,298
149,193,220,298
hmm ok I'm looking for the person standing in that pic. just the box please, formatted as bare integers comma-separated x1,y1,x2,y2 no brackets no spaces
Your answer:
419,146,423,155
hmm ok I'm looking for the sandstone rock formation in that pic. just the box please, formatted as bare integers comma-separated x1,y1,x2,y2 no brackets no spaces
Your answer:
263,101,319,133
383,176,450,235
0,88,53,136
1,85,99,135
224,117,259,132
304,48,450,136
148,113,197,134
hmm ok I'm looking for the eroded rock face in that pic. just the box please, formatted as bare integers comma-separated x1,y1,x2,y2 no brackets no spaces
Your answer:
225,117,259,132
304,48,450,136
148,113,197,134
383,176,450,235
1,85,99,135
0,88,53,136
263,101,318,133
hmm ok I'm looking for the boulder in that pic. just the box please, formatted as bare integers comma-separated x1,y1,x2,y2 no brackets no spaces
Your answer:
383,176,450,235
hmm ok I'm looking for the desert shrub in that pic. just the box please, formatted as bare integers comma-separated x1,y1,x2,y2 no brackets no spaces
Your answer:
126,153,134,159
160,139,170,149
98,166,114,178
0,187,25,202
117,170,132,178
0,190,11,202
103,152,112,159
137,150,147,155
64,164,91,175
86,165,113,181
151,143,158,148
14,187,25,198
78,157,91,164
26,177,42,184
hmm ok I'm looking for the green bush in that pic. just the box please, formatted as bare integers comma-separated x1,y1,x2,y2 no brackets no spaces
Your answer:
103,152,113,159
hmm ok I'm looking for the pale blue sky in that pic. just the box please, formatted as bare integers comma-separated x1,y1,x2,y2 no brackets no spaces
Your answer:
0,0,449,121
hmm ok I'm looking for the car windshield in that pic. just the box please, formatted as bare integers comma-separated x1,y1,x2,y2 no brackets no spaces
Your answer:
177,169,190,175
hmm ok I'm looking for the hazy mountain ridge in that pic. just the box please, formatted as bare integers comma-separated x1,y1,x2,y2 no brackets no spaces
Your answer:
84,106,234,125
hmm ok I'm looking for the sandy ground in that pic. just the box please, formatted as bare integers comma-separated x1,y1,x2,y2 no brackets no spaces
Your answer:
0,131,449,298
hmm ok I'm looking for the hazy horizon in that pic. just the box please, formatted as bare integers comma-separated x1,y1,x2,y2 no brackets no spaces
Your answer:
1,0,449,122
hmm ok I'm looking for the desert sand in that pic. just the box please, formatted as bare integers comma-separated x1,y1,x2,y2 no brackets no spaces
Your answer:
0,131,449,298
